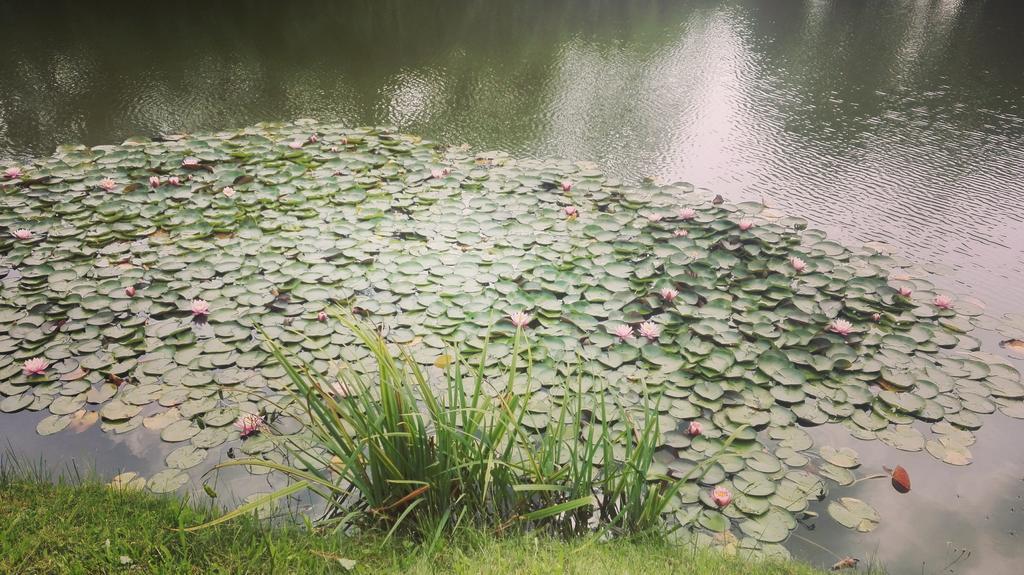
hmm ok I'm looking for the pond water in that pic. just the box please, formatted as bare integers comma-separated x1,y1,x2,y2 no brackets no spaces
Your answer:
1,1,1023,573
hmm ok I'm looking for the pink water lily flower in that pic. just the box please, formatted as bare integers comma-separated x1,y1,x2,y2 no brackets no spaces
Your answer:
329,145,339,153
99,178,117,191
222,186,236,198
168,176,181,186
898,286,912,297
5,166,22,179
679,207,696,220
673,229,689,237
234,414,264,438
613,324,634,340
647,213,663,222
711,486,733,508
871,312,881,322
561,180,573,192
182,157,200,167
688,421,702,436
431,168,444,179
12,229,33,240
148,176,160,188
659,287,678,302
317,311,328,322
22,357,48,376
790,257,806,272
125,286,136,297
829,319,854,337
510,311,531,329
934,294,954,309
308,134,319,143
564,205,578,218
190,299,210,316
639,321,661,341
738,219,754,231
288,140,304,149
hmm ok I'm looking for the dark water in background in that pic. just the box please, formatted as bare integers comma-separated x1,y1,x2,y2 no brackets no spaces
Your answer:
1,1,1023,572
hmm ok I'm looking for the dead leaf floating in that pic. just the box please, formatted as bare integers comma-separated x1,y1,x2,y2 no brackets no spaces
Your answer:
999,339,1024,353
883,465,911,493
832,557,859,571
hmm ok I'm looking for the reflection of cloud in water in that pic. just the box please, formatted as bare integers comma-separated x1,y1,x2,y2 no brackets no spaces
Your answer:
104,425,161,461
1,411,160,477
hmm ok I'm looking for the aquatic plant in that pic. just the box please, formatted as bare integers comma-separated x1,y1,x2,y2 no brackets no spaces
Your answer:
234,414,263,438
0,121,1020,558
22,357,48,376
509,311,531,329
638,321,660,341
659,287,679,302
190,299,210,316
11,229,32,240
613,325,634,340
711,486,732,508
828,319,853,337
4,167,21,179
193,318,736,541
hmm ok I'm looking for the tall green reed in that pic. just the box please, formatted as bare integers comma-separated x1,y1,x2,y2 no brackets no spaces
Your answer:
191,313,742,541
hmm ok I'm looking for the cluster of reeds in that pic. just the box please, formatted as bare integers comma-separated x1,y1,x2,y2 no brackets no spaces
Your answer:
197,314,739,543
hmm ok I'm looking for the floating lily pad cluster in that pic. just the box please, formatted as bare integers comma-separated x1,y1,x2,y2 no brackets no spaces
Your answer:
1,121,1022,558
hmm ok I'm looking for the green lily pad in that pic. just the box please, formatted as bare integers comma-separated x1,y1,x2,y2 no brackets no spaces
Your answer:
819,446,859,469
147,469,189,494
827,497,880,532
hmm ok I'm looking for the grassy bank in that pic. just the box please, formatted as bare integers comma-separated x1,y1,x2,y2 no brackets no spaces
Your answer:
0,475,844,575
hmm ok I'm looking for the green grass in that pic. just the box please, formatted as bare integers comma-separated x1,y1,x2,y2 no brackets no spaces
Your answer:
0,474,840,575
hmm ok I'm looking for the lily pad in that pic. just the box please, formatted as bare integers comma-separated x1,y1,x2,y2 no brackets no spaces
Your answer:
147,469,189,494
827,497,880,533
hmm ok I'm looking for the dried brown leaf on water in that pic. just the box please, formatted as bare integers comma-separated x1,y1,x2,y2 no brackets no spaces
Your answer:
883,465,911,493
999,339,1024,353
831,557,859,570
60,367,88,381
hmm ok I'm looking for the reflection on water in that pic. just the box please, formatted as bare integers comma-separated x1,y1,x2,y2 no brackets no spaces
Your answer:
1,1,1022,573
795,414,1024,575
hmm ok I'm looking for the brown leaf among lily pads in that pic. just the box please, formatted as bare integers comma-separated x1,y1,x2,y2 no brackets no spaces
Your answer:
883,465,911,493
60,367,88,381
